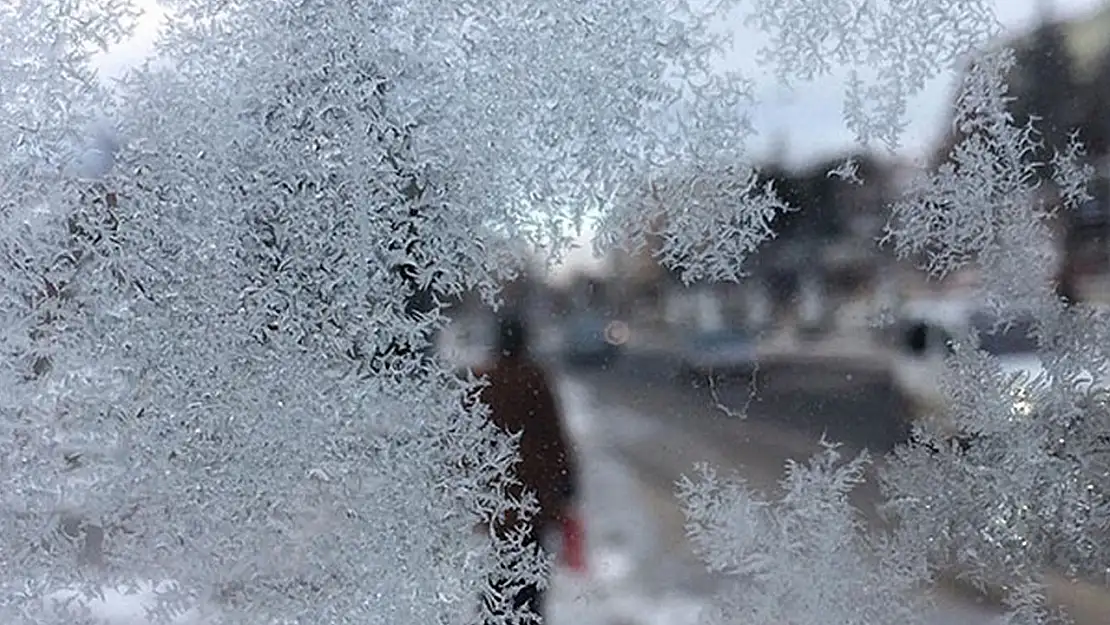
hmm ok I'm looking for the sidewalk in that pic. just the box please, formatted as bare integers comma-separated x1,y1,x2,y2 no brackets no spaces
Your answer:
550,377,707,625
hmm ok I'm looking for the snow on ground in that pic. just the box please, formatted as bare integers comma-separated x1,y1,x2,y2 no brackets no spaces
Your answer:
548,376,708,625
41,582,211,625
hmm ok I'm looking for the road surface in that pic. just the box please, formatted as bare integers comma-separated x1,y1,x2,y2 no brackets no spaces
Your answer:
546,352,1010,624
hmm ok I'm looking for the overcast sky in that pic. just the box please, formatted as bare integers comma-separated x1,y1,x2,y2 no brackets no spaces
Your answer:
92,0,1107,275
733,0,1107,165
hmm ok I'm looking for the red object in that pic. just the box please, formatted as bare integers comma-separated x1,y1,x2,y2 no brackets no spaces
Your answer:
560,512,587,573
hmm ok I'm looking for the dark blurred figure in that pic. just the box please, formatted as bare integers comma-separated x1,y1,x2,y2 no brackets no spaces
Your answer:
472,313,578,625
1056,259,1080,308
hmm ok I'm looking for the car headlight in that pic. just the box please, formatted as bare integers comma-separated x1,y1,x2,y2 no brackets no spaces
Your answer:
1010,387,1036,418
1012,396,1035,417
604,320,629,346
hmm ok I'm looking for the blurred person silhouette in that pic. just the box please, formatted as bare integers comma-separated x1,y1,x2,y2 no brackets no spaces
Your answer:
470,312,580,625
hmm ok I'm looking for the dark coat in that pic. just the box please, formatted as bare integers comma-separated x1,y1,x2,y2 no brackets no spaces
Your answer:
471,354,578,539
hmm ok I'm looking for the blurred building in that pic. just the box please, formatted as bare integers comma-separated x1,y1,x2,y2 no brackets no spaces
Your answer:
608,211,670,323
931,1,1110,301
742,151,900,333
606,151,902,335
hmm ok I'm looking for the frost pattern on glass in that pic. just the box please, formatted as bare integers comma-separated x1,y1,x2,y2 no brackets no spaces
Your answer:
665,6,1110,625
884,48,1093,313
0,0,761,623
6,0,1110,623
877,45,1110,621
600,162,788,285
678,442,936,625
747,0,999,150
2,0,139,615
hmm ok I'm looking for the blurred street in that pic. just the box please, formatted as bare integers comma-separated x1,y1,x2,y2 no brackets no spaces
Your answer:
543,339,1011,625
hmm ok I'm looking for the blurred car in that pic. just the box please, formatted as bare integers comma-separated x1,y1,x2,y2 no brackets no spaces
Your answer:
889,302,1109,438
675,327,758,380
562,313,625,366
886,300,967,436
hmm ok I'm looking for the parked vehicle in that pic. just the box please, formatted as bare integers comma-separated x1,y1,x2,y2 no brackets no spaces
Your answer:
889,300,1107,437
562,313,624,367
675,327,758,380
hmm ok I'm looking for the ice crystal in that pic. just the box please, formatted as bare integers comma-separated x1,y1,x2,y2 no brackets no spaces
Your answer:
678,441,934,625
6,0,1110,624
